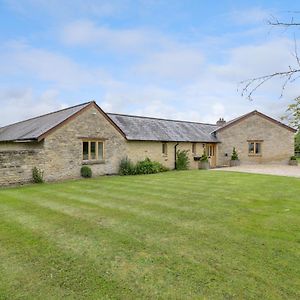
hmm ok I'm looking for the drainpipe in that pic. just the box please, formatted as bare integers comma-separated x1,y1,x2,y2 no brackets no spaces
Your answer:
174,142,179,169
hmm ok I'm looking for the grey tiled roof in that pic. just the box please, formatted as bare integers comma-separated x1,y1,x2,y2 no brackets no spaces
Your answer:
108,113,220,142
0,102,92,142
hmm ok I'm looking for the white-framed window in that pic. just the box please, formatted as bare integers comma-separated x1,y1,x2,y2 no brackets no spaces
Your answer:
82,140,104,161
248,141,262,156
162,142,168,156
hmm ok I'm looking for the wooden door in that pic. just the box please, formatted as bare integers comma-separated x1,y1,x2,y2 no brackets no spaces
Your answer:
206,144,216,168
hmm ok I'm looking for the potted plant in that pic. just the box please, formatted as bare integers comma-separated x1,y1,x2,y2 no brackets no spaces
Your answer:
230,147,240,167
199,152,210,169
289,156,298,166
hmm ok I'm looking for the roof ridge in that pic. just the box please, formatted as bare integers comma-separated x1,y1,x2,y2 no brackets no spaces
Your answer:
107,112,218,126
0,101,94,130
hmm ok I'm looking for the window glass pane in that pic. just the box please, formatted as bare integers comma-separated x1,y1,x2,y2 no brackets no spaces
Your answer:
248,142,254,154
255,143,261,154
162,143,167,155
192,143,196,154
98,142,103,160
83,142,89,160
90,142,96,159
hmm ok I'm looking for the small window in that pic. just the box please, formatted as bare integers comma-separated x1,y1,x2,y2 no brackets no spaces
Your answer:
192,143,196,155
162,143,168,156
98,142,104,160
82,140,105,161
83,142,89,160
90,142,96,160
248,141,262,156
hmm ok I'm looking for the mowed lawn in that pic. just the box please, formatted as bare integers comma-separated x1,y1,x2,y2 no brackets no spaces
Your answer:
0,171,299,299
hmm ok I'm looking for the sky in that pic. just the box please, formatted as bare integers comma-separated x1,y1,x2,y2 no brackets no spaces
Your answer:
1,0,300,126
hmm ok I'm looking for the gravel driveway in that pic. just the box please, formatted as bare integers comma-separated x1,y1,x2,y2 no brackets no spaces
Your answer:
212,164,300,178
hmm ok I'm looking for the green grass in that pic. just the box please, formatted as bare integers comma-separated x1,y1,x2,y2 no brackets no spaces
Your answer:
0,171,299,299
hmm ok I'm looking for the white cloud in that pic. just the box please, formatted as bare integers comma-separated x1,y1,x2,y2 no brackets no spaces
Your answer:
61,20,168,53
0,88,65,126
0,40,116,89
135,48,204,80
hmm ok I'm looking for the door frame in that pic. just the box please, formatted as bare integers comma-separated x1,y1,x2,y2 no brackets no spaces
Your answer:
206,143,217,168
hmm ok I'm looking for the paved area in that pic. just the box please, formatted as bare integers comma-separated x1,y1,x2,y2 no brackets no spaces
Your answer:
212,164,300,178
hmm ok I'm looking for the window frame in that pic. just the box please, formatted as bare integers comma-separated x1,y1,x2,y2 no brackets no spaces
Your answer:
162,142,168,156
192,143,196,155
82,139,105,161
247,140,262,156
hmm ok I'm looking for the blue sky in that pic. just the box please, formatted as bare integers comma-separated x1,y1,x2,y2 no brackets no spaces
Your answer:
1,0,300,126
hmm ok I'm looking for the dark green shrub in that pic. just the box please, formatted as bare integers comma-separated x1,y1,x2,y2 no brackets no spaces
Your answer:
200,152,209,162
32,167,44,183
81,166,92,178
290,156,297,160
176,149,190,170
119,157,168,175
119,157,135,175
135,157,157,174
231,147,239,160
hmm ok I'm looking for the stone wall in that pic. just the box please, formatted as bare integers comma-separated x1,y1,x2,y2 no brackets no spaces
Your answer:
42,105,127,181
0,148,43,186
126,141,205,169
216,113,295,166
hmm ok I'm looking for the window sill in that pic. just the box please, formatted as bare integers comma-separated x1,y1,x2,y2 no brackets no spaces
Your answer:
82,160,105,165
248,154,262,157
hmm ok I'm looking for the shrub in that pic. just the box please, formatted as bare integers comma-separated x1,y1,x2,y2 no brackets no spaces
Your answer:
176,149,190,170
119,157,135,175
290,156,297,160
231,147,239,160
32,167,44,183
81,166,92,178
119,157,168,175
200,152,209,162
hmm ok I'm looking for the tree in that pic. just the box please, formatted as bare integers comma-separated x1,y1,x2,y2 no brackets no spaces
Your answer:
282,97,300,130
240,14,300,101
240,13,300,129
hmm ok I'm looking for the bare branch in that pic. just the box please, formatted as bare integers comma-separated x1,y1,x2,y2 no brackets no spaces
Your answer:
239,69,300,101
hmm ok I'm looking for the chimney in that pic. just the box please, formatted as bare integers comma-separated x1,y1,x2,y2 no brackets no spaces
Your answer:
216,117,226,126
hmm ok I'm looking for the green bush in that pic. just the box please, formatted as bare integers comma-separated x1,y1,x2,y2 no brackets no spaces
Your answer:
176,149,190,170
32,167,44,183
290,156,297,160
119,157,135,175
119,157,168,175
200,152,209,162
231,147,239,160
81,166,92,178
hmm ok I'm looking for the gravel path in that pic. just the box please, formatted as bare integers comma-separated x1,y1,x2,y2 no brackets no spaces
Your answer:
212,164,300,178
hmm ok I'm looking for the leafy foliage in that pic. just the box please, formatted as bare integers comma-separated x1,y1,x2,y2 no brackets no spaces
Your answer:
290,156,297,160
231,147,239,160
119,157,168,175
176,149,190,170
81,166,92,178
32,167,44,183
200,151,209,162
119,157,136,175
282,97,300,130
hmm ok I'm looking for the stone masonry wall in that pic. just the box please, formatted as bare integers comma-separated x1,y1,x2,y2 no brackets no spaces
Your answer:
0,148,44,186
126,141,205,169
216,113,295,166
42,105,127,181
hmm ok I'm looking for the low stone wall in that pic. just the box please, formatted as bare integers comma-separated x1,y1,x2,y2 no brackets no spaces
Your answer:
0,149,43,186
